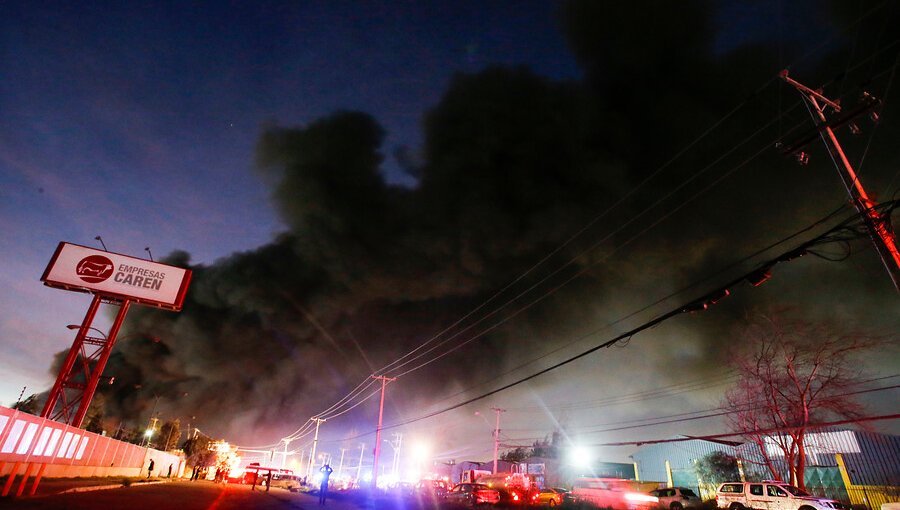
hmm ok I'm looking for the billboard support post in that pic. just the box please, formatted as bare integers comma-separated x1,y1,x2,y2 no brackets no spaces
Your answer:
71,298,130,427
40,295,132,428
39,293,103,425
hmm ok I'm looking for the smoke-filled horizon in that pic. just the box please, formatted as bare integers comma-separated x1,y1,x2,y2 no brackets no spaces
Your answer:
20,1,900,463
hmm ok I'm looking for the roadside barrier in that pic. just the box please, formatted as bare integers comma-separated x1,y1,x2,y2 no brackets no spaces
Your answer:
0,406,183,497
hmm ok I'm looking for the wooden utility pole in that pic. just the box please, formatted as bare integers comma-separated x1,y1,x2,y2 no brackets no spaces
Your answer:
371,375,396,489
491,407,505,473
780,70,900,291
307,417,326,478
356,443,365,482
281,437,292,469
337,447,347,479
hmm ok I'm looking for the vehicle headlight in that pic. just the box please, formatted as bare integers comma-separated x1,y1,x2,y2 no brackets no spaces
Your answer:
625,493,659,503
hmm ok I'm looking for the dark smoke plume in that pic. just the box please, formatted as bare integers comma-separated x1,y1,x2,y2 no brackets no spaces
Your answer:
85,0,900,448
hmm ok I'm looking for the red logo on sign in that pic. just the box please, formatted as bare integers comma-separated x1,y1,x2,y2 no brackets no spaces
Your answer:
76,255,115,283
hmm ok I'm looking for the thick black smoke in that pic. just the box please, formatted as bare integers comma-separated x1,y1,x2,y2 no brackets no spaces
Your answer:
88,0,900,448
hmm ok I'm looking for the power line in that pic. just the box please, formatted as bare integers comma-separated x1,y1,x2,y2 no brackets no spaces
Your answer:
500,381,900,443
596,412,900,447
503,372,739,413
373,26,900,385
334,203,896,442
382,113,808,381
370,76,785,380
258,29,900,449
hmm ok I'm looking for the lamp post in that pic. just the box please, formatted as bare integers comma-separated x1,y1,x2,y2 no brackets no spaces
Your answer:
142,395,161,447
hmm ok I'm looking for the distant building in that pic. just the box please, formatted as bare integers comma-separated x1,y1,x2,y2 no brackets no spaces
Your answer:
629,429,900,510
449,456,636,488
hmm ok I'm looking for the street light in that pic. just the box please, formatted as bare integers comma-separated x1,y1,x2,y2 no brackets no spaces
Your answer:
411,441,431,480
66,324,107,338
66,324,160,343
143,427,154,447
568,445,593,469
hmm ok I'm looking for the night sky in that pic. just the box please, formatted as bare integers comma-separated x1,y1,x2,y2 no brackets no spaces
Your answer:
2,0,898,468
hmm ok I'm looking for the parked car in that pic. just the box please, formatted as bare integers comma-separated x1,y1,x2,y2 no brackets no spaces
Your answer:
417,478,450,504
446,482,501,507
716,481,845,510
650,487,702,510
494,485,538,506
533,487,566,507
559,487,578,506
571,478,659,510
390,481,417,497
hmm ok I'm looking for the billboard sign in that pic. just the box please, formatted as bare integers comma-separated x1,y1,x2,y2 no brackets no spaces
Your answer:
41,242,192,311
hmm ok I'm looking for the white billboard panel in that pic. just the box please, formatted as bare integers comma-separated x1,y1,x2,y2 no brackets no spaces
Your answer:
41,242,192,311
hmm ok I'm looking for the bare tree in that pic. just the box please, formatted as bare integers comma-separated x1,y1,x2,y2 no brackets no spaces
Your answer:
11,394,40,414
159,419,182,451
723,312,878,489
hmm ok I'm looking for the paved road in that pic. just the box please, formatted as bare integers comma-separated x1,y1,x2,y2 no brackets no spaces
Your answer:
0,480,388,510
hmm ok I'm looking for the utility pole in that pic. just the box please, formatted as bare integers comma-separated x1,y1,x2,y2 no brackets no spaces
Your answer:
491,407,505,473
145,415,160,448
383,432,403,478
337,447,347,479
307,417,326,478
371,375,396,489
281,437,292,470
391,432,403,477
356,443,365,482
780,70,900,291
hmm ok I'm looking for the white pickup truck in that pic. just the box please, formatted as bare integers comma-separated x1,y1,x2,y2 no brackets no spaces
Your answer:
716,481,845,510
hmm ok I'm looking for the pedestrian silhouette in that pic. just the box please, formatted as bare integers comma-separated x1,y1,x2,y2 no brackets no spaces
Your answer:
147,459,155,478
319,464,333,505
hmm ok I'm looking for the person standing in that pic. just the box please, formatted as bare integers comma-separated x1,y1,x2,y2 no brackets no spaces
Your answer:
147,459,155,479
319,464,333,505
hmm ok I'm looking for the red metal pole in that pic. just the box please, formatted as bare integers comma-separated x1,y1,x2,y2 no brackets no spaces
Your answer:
781,71,900,291
71,300,131,428
371,375,395,489
15,463,35,497
29,463,47,496
40,294,103,422
819,121,900,287
1,461,20,496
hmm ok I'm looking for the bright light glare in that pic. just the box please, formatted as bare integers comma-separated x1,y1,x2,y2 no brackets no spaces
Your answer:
144,429,154,437
412,441,430,460
569,445,592,467
625,492,659,503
